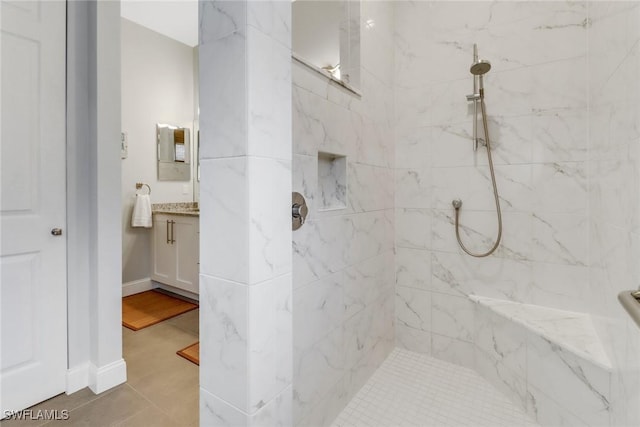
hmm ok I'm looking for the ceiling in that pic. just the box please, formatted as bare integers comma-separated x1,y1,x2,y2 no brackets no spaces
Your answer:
121,1,198,47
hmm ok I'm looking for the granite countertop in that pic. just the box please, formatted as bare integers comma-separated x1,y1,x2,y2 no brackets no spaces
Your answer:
152,202,199,217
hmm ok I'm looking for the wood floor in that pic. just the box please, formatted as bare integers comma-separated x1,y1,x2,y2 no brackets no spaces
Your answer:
122,290,198,331
176,342,199,366
1,309,199,427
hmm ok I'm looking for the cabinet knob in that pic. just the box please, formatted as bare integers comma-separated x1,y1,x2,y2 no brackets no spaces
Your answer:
51,228,63,236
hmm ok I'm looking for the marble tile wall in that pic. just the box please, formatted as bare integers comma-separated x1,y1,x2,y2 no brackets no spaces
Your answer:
396,0,591,325
394,0,640,425
199,1,293,425
472,299,613,426
291,2,396,426
394,0,595,372
198,1,639,425
587,2,640,426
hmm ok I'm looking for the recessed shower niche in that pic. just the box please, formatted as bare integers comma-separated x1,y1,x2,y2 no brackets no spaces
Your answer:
317,151,347,211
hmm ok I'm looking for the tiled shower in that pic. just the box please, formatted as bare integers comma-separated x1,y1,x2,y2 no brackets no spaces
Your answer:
291,1,640,426
291,0,396,422
199,1,640,426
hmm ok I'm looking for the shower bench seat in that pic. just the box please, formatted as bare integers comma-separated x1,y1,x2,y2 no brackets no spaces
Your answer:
470,295,612,427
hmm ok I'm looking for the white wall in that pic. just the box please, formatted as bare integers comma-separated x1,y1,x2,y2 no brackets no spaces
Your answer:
292,0,340,69
67,0,126,394
67,0,92,378
291,2,396,426
120,1,198,47
121,18,196,284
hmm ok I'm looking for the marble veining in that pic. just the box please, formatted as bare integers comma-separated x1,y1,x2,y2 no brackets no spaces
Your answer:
471,294,615,425
393,2,640,425
291,2,396,424
471,295,612,371
193,0,640,426
199,1,293,425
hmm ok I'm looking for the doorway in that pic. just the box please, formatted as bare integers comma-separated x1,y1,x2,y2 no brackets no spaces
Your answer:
119,2,200,425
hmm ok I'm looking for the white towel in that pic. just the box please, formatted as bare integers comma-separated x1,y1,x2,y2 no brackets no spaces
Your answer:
131,194,152,228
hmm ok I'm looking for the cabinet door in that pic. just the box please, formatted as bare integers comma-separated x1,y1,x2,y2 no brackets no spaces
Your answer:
173,216,199,294
151,214,176,284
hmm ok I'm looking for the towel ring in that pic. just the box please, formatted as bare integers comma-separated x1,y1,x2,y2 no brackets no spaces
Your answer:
135,182,151,195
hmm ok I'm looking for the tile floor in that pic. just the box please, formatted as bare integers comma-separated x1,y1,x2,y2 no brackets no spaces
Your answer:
332,348,539,427
1,309,199,427
4,317,538,427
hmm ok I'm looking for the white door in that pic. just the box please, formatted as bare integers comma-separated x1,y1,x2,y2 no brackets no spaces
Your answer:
0,0,67,413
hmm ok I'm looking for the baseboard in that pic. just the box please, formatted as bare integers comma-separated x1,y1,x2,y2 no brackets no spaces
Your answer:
122,277,153,297
88,359,127,394
66,362,90,394
153,282,199,302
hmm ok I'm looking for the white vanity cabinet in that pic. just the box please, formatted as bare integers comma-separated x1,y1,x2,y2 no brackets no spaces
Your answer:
151,213,199,294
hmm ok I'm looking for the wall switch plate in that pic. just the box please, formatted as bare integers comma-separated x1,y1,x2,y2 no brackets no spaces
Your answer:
121,132,128,159
182,184,189,195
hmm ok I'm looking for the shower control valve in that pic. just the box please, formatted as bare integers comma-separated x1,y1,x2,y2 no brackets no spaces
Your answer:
292,192,308,231
292,203,307,222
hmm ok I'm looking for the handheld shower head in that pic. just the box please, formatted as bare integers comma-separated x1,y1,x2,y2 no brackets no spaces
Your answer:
470,58,491,91
470,59,491,76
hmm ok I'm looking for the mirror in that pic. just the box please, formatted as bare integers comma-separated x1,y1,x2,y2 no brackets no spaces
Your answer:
192,120,200,203
157,123,191,181
292,0,360,90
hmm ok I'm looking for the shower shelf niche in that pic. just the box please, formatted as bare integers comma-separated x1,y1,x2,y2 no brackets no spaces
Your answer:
317,152,347,211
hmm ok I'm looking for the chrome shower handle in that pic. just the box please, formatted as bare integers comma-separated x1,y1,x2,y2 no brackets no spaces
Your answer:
292,192,308,231
292,204,307,223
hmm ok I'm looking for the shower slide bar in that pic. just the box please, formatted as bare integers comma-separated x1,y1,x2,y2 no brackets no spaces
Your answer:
451,43,502,258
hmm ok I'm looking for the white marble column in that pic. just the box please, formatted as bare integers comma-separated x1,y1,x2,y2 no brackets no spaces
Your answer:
198,1,292,425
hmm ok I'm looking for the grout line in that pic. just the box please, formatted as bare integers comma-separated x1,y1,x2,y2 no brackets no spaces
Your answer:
118,383,175,426
331,347,538,427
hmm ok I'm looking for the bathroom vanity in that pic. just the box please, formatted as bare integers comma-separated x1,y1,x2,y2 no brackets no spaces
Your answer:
151,203,199,295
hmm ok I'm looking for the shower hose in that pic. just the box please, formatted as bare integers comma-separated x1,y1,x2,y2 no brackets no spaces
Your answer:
453,88,503,257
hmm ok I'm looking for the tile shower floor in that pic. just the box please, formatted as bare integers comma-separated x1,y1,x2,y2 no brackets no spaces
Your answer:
332,348,538,427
